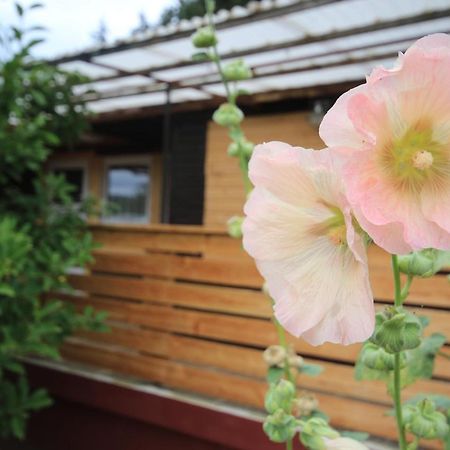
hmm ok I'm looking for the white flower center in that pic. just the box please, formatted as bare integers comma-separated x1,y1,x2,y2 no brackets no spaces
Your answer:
412,150,433,170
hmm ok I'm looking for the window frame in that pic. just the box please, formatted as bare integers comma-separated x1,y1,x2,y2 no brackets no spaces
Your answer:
102,155,153,224
47,159,89,204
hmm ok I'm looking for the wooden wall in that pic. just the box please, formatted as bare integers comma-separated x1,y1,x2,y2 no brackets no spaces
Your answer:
204,111,323,227
57,223,449,448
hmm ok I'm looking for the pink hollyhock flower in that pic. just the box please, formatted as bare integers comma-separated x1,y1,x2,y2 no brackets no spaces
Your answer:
319,33,450,254
242,142,374,346
323,437,369,449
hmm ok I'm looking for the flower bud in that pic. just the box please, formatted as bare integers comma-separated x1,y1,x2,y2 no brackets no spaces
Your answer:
263,345,286,367
398,249,450,278
212,103,244,127
223,59,252,81
191,26,217,48
372,307,422,353
227,141,240,157
291,392,318,417
263,409,297,443
300,418,339,449
405,399,449,440
264,379,296,414
287,354,304,369
360,342,405,371
240,139,254,157
227,215,243,239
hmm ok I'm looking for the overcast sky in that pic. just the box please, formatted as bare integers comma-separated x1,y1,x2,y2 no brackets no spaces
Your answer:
1,0,176,58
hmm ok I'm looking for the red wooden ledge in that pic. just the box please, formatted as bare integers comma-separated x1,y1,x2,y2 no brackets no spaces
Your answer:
25,362,305,450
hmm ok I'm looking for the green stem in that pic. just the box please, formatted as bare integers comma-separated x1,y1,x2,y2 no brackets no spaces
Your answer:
273,315,295,385
391,255,408,450
392,255,403,307
286,438,293,450
400,274,413,301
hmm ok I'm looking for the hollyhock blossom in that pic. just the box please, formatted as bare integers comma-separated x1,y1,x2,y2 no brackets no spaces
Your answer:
242,142,374,345
319,33,450,254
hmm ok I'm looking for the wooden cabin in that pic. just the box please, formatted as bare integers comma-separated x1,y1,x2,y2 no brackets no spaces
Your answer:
28,2,450,449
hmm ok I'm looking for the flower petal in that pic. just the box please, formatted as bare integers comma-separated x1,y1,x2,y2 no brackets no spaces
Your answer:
243,144,374,346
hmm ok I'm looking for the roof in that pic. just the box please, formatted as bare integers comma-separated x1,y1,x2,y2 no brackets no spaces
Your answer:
52,0,450,116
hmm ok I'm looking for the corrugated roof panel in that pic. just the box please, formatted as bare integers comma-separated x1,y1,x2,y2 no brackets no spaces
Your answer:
55,0,450,114
93,48,177,71
59,61,117,79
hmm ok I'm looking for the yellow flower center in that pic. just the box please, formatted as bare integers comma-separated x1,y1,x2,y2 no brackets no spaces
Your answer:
317,206,347,246
379,126,449,194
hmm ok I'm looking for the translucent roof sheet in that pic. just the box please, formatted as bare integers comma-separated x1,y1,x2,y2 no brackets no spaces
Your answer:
53,0,450,115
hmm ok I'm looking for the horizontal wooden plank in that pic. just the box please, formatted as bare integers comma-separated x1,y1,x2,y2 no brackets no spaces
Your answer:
63,296,450,379
92,249,261,287
62,341,442,448
92,229,245,260
69,274,269,318
77,326,450,407
89,244,450,309
70,272,450,334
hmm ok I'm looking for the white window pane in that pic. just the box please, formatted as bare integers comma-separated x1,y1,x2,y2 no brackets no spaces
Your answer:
105,165,150,223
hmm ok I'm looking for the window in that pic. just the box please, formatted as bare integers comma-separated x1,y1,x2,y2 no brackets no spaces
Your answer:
49,161,87,203
103,156,151,223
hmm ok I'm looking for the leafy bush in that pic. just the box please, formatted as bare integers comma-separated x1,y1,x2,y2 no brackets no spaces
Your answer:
0,3,106,439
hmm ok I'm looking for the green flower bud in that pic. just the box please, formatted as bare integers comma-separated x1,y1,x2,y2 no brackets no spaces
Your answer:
300,417,339,450
264,379,296,414
398,249,450,278
212,103,244,127
263,409,297,443
241,139,254,157
360,342,403,371
223,59,252,81
372,307,422,353
191,26,217,48
227,141,240,157
227,139,254,158
226,215,243,239
405,399,449,440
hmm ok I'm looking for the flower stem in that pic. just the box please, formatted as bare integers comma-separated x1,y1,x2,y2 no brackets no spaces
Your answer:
391,255,407,450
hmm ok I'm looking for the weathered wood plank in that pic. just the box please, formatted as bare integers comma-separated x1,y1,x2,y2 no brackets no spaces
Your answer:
64,295,450,379
77,327,450,406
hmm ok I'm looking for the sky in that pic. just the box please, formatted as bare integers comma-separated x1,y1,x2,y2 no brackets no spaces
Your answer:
1,0,176,58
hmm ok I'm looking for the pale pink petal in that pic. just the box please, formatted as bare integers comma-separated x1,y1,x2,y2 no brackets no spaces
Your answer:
243,144,374,346
406,33,450,55
319,85,367,149
321,33,450,253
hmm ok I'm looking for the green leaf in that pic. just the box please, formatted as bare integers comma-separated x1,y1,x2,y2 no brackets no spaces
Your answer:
404,394,450,412
401,333,446,388
0,284,15,297
300,363,323,377
267,366,284,384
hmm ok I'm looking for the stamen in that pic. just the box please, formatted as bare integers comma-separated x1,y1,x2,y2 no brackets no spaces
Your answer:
412,150,433,170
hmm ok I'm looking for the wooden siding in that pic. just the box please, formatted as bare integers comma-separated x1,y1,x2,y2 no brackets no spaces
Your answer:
204,111,324,227
58,223,449,448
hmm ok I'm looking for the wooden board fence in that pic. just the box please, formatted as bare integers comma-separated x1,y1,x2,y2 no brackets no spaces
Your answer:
59,223,450,448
